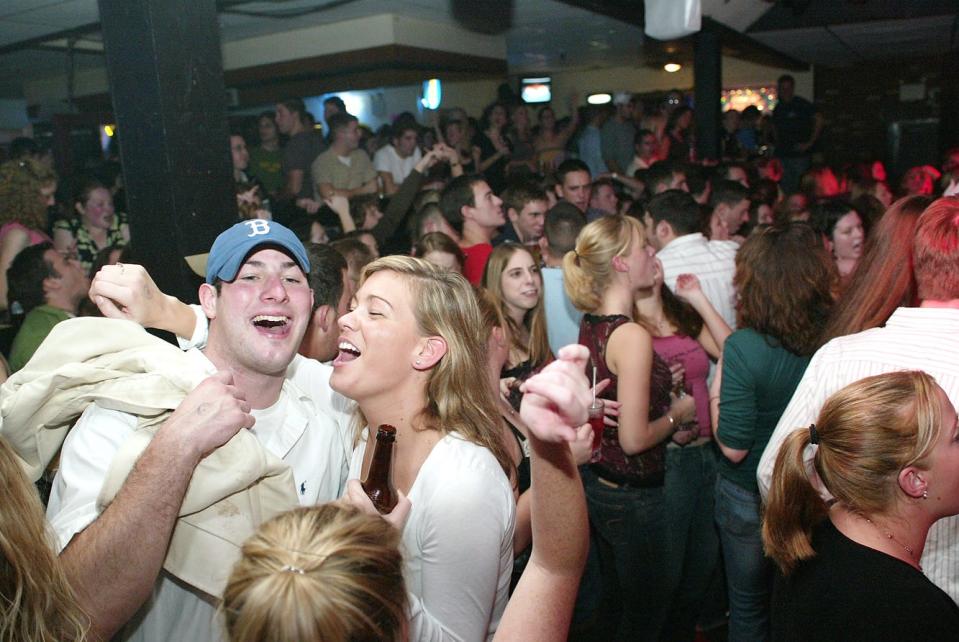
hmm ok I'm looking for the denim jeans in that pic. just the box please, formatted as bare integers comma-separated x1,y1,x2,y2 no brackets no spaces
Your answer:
714,474,771,642
661,442,722,642
779,155,811,195
582,467,671,642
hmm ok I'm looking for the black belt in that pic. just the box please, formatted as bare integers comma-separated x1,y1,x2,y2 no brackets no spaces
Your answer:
588,465,663,489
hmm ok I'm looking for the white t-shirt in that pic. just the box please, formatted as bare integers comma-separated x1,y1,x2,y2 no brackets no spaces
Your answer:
46,348,352,642
374,144,422,185
350,431,515,642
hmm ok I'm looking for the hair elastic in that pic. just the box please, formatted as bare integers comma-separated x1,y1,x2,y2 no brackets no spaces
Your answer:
808,423,820,445
279,564,305,575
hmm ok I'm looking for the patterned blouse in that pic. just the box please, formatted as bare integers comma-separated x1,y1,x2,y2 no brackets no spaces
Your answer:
53,211,128,274
579,313,672,486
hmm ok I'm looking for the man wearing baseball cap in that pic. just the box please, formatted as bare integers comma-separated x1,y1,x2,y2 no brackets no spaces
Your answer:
45,219,351,641
601,91,638,175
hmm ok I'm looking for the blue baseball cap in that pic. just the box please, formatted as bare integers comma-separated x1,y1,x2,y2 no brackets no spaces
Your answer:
185,220,310,284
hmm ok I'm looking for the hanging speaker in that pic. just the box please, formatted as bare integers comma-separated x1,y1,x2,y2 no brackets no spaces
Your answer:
645,0,701,41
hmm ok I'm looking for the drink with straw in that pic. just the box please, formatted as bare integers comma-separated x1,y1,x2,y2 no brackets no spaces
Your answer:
588,365,604,462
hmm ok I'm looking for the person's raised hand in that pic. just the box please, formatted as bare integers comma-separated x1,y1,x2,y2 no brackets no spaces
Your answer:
674,273,702,297
89,263,170,328
592,377,620,426
160,370,255,462
519,344,591,443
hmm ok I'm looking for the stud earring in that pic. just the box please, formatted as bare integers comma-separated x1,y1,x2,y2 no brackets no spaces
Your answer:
923,490,929,500
415,359,421,365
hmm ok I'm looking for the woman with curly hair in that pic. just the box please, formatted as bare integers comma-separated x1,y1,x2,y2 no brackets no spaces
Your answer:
710,222,834,641
0,157,57,310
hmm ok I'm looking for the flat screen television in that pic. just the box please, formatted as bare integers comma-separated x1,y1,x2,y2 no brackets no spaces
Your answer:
521,77,551,104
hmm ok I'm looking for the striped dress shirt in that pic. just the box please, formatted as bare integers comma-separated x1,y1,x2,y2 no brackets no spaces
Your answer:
657,233,739,330
757,307,959,602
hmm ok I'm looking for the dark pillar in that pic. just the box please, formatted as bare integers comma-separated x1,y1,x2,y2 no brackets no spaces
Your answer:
694,28,722,162
98,0,236,304
940,50,959,155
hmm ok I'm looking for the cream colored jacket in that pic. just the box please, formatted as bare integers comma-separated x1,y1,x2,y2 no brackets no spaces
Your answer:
0,317,299,597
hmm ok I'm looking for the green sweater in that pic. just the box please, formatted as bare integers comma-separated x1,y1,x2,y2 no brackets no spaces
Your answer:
10,304,72,373
716,328,810,493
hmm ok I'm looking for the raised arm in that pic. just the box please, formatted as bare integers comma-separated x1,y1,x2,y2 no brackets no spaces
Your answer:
553,98,581,148
369,148,439,246
0,226,30,309
57,372,253,640
673,273,732,359
495,345,591,642
89,264,197,339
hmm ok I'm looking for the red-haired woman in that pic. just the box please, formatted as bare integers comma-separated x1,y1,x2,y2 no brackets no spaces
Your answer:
710,223,834,641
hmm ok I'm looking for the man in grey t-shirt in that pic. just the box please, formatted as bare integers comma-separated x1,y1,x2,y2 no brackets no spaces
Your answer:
276,97,326,201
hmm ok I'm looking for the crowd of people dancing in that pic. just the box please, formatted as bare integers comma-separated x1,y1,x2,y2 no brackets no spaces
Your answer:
2,73,959,642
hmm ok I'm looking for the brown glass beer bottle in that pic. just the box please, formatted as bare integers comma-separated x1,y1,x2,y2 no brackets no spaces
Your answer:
361,424,398,514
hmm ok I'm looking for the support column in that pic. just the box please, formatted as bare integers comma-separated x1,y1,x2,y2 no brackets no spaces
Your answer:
98,0,236,303
694,28,722,163
940,50,959,155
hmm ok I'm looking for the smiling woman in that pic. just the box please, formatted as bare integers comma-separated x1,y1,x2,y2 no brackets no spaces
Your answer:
482,243,551,404
330,255,515,641
53,177,129,275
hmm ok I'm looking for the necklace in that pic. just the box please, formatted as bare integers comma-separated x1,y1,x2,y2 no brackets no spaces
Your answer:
863,516,922,570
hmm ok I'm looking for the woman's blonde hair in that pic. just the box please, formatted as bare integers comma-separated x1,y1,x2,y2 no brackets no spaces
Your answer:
562,214,645,312
763,370,944,575
481,243,551,369
357,255,513,474
0,437,88,642
0,158,57,231
223,504,406,642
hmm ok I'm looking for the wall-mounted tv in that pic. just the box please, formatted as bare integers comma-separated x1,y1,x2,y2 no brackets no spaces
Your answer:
521,77,552,104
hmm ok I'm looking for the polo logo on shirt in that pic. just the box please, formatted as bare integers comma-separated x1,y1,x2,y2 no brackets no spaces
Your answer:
244,219,270,237
300,481,306,495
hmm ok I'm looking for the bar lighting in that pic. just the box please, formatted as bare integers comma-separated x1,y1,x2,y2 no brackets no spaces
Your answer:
587,93,612,105
664,63,682,73
420,79,442,110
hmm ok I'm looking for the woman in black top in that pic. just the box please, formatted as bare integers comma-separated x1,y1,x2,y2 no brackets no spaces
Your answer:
763,370,959,641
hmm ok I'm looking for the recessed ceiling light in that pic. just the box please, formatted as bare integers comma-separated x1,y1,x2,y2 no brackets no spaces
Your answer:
664,63,682,73
587,93,612,105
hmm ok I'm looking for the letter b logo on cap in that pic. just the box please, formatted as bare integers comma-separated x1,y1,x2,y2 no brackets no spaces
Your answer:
244,219,271,237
